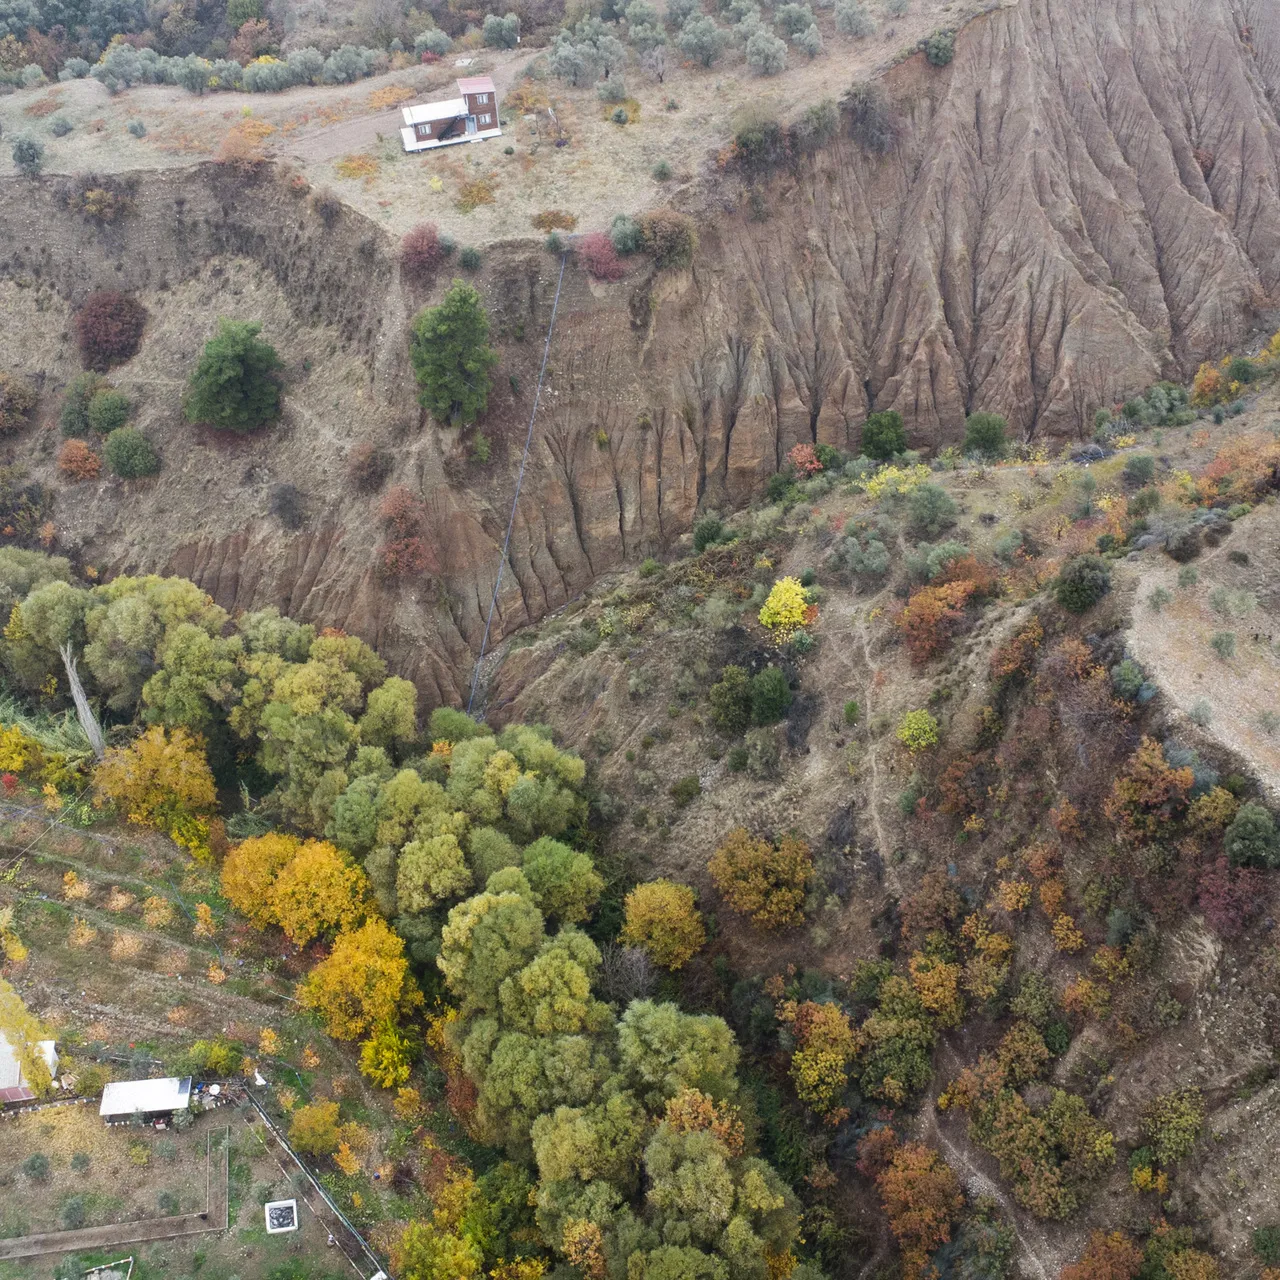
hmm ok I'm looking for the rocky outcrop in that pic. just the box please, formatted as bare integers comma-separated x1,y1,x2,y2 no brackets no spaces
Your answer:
0,0,1277,703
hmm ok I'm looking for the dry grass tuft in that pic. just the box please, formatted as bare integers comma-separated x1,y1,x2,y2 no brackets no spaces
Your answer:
335,152,381,183
456,177,497,212
532,209,578,232
110,931,144,962
366,83,415,111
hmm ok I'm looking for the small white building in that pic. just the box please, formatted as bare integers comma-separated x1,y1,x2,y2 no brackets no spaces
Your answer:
0,1030,58,1104
401,76,502,152
100,1076,192,1124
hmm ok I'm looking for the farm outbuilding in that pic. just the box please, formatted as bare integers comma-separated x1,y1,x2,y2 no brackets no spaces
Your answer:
401,76,501,152
100,1076,192,1125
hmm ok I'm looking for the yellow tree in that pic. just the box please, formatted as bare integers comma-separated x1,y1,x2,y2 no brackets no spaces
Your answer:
708,828,811,929
93,725,216,836
220,833,301,929
297,917,418,1040
0,977,53,1097
620,880,706,969
268,839,369,945
758,577,809,642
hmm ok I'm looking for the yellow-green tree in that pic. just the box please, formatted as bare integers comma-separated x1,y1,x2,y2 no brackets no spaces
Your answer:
288,1100,341,1155
708,828,811,929
297,917,418,1040
220,833,301,930
268,839,369,945
0,977,53,1097
758,576,809,642
360,1022,414,1089
92,725,217,838
620,880,706,969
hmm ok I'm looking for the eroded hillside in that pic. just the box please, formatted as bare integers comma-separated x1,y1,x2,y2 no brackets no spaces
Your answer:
0,0,1278,705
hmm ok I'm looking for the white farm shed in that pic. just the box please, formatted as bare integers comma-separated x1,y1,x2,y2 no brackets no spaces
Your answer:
100,1076,192,1123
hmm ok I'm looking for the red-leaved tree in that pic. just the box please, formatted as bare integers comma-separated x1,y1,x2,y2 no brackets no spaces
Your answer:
577,231,626,281
401,223,445,281
74,291,148,371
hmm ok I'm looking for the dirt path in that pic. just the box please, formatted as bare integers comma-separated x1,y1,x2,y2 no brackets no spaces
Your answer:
0,1126,228,1262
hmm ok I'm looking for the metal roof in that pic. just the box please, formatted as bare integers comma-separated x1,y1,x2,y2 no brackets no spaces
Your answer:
455,76,496,95
100,1076,192,1117
403,97,467,126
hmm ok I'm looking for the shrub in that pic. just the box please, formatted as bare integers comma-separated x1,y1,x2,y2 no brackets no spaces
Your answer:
483,12,521,47
104,427,160,478
709,827,811,928
0,371,37,435
22,1153,50,1180
835,0,874,37
745,28,787,74
50,116,73,137
610,213,642,253
458,246,482,272
621,880,705,968
1147,586,1172,612
670,774,701,806
638,209,697,269
751,667,792,725
577,231,626,281
677,14,726,66
289,1100,341,1155
962,411,1007,458
1123,454,1155,486
1209,631,1235,660
1141,1089,1204,1165
1253,1227,1280,1267
12,136,44,178
127,120,147,138
270,484,306,530
906,483,957,537
184,320,282,432
896,709,939,753
759,577,809,641
843,81,895,154
1060,1232,1143,1280
1224,802,1279,869
651,159,673,180
416,28,452,55
923,27,955,65
1188,698,1212,727
1110,658,1145,699
775,2,814,35
58,439,101,481
1055,555,1111,613
792,24,822,57
611,106,629,124
843,699,860,726
348,441,392,492
86,389,130,434
74,291,148,371
897,580,976,663
709,665,751,734
400,223,445,279
692,514,724,551
59,372,109,436
859,412,907,462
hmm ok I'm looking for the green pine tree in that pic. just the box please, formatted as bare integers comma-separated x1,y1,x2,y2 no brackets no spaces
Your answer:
184,320,282,433
410,282,499,426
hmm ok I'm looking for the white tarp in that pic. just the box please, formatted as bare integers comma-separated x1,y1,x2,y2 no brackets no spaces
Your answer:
0,1033,57,1090
100,1076,192,1118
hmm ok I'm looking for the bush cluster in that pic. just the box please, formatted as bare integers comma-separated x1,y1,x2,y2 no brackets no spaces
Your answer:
74,291,148,372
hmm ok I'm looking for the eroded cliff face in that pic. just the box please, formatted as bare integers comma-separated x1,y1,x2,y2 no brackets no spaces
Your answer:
0,0,1277,703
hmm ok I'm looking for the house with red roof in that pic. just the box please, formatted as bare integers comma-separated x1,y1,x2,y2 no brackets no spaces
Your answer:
400,76,502,152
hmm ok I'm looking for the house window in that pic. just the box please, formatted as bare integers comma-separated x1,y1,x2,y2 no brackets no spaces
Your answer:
477,93,489,103
480,114,491,124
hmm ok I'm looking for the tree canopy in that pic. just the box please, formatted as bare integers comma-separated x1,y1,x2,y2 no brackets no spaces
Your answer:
410,282,499,425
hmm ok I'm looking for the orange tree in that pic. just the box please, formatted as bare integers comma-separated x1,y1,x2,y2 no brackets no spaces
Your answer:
1060,1230,1143,1280
708,828,812,929
220,833,300,929
268,839,369,946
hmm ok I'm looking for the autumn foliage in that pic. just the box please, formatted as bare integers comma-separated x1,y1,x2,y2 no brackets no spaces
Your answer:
619,879,706,969
1059,1231,1143,1280
577,231,626,281
377,485,432,579
858,1129,962,1279
221,833,370,945
297,916,419,1039
74,291,148,372
1104,737,1193,843
896,579,977,664
93,725,217,836
57,439,101,480
709,827,811,929
401,222,446,279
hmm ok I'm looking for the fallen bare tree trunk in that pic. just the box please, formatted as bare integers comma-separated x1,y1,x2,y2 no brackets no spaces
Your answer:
58,643,105,762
